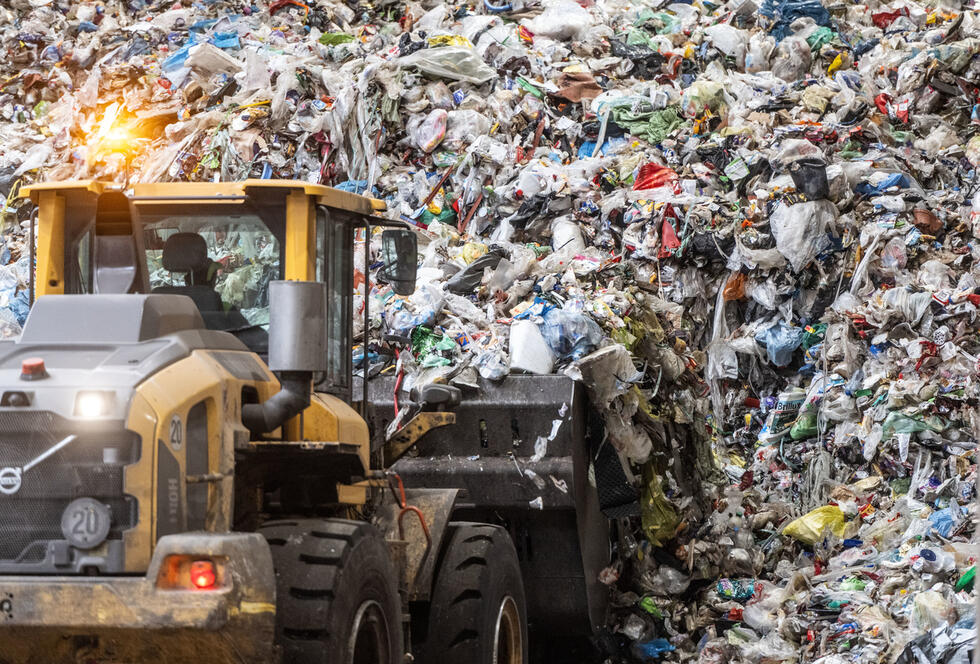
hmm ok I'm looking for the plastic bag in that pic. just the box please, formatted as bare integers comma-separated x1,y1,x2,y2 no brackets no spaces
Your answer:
410,109,448,152
539,308,603,362
770,35,811,81
754,322,804,367
680,80,729,119
633,163,678,191
443,110,491,150
475,347,509,380
911,590,957,632
640,462,680,547
551,216,586,253
705,24,748,66
632,638,675,659
880,236,908,270
399,47,497,85
723,272,747,301
745,32,775,73
645,566,690,595
783,505,846,545
768,199,836,273
447,250,505,294
564,344,640,407
897,617,976,664
521,1,593,41
509,320,555,374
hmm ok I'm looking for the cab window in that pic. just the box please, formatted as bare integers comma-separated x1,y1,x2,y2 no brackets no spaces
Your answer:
316,206,353,395
140,213,281,351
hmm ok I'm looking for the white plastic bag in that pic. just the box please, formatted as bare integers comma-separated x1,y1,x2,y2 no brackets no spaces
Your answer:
769,200,837,273
509,320,555,374
705,24,748,67
745,32,774,73
521,2,593,41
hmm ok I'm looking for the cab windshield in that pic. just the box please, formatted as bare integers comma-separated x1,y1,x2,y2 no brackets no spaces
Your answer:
140,213,281,349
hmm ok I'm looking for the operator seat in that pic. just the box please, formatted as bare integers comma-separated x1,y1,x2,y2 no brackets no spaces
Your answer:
151,232,227,328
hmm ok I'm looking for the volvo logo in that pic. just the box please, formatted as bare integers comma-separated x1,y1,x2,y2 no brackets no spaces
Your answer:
0,467,22,495
0,434,79,497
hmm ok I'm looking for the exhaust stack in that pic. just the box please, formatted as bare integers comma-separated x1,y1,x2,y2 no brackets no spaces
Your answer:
243,281,327,435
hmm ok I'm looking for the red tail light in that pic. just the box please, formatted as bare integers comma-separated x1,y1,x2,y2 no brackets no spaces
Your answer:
190,560,217,589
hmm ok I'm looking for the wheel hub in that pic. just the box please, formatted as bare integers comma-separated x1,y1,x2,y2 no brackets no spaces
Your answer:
348,599,391,664
493,595,522,664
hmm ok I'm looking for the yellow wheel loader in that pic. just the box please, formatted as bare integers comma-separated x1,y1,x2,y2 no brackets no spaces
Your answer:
0,180,534,663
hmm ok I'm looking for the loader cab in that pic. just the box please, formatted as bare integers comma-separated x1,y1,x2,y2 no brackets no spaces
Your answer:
21,180,417,400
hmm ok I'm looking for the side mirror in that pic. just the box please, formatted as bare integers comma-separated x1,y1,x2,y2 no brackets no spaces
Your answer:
267,281,328,373
380,229,418,296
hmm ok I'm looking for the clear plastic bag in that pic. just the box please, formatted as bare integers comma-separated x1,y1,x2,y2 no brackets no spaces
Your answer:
705,24,748,66
880,236,908,270
399,47,497,85
771,35,811,81
643,565,690,596
745,32,775,73
410,109,448,152
443,110,491,150
539,308,603,362
768,200,836,273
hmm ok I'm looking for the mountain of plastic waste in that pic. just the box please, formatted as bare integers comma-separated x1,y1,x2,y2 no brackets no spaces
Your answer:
0,0,978,661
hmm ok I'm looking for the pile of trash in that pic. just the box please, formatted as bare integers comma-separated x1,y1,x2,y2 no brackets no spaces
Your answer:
1,0,979,661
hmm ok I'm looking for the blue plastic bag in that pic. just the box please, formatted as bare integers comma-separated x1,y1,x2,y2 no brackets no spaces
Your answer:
759,0,831,41
929,508,959,539
633,638,675,660
754,322,805,367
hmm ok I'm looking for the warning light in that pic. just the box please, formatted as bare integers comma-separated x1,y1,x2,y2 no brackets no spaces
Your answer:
20,358,48,381
190,560,217,590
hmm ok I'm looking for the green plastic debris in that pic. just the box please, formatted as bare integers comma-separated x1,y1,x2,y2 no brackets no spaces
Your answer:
790,409,818,440
516,77,543,99
319,32,356,45
890,129,914,144
411,326,458,368
634,11,678,33
955,566,975,592
417,206,457,228
626,29,654,47
32,101,50,118
432,151,459,168
890,477,912,495
806,26,834,50
639,596,664,618
607,105,685,144
801,323,827,350
881,411,946,438
839,577,867,591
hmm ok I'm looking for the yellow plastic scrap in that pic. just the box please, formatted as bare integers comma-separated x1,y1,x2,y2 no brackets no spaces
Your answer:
459,242,488,264
783,505,846,545
640,463,680,547
427,35,473,48
828,53,844,74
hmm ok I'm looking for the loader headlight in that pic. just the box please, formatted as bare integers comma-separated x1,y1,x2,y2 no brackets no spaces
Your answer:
75,391,115,418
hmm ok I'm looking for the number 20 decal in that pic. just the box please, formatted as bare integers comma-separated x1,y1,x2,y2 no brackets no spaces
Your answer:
169,414,183,451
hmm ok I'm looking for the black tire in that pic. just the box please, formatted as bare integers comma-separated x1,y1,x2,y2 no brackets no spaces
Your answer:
419,522,528,664
259,518,403,664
